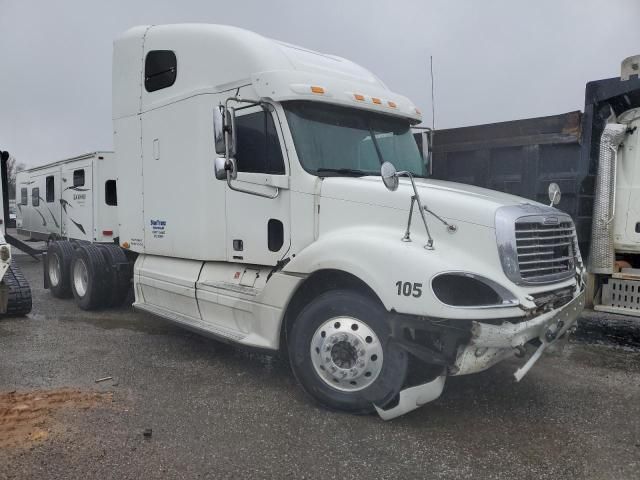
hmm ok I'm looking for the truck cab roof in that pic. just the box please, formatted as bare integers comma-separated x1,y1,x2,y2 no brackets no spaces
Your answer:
113,24,421,123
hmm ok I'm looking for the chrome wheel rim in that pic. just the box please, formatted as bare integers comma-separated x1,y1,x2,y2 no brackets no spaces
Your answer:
73,258,89,297
310,316,384,392
49,253,61,287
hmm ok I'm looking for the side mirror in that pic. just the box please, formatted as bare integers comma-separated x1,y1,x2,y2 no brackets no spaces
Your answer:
212,106,237,157
381,161,399,191
548,182,561,206
214,157,238,181
214,157,227,180
213,107,225,155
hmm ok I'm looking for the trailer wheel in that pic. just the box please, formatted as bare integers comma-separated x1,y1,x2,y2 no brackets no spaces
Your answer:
1,263,32,316
70,244,110,310
47,240,75,298
288,290,407,414
96,244,131,307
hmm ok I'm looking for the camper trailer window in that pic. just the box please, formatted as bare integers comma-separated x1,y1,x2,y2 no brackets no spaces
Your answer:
145,50,177,92
32,188,40,206
73,169,85,187
235,111,285,175
46,176,55,202
20,188,27,205
105,180,117,206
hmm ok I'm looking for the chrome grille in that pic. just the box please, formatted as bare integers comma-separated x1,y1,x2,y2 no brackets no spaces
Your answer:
515,219,576,282
496,204,580,286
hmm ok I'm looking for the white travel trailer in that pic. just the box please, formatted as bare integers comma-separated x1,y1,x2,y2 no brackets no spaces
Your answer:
45,24,586,419
17,152,118,243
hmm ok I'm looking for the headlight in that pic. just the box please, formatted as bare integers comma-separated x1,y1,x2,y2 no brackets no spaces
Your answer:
431,272,518,308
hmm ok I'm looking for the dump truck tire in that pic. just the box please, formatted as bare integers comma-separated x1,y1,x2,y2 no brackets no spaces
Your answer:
96,244,131,307
47,240,75,298
70,244,110,310
2,263,32,316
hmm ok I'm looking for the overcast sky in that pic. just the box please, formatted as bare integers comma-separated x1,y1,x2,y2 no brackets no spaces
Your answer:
1,0,639,167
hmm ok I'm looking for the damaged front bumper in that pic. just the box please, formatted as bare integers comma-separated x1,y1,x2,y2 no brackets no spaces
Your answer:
453,288,585,380
376,288,585,420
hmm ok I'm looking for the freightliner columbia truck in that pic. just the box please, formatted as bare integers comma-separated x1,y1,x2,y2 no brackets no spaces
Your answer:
43,24,585,419
424,55,640,318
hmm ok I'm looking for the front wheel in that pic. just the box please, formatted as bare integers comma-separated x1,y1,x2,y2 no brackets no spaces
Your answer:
288,290,408,414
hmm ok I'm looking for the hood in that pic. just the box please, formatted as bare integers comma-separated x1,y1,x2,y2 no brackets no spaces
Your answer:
320,176,539,227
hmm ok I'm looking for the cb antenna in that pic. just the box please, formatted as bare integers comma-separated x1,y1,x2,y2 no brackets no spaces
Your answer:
430,55,435,131
428,55,435,175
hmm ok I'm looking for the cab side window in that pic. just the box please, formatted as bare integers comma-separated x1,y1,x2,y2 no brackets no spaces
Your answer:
145,50,177,92
235,111,285,175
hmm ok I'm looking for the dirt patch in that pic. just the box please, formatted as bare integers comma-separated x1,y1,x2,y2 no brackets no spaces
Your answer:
0,389,112,449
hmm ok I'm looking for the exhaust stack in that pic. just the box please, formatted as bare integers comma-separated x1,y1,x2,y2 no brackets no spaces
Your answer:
589,123,627,273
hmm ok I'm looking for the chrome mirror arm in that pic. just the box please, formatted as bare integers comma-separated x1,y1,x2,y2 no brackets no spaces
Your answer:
221,96,279,199
396,171,434,250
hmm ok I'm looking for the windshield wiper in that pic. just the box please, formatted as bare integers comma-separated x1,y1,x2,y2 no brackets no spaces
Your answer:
368,126,385,166
316,168,377,177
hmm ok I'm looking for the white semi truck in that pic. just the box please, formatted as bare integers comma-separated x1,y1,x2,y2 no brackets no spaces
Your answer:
44,24,585,419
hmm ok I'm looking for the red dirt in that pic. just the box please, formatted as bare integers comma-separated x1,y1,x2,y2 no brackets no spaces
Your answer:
0,389,112,449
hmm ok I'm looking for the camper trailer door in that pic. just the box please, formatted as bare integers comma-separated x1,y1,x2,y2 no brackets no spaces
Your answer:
61,163,94,241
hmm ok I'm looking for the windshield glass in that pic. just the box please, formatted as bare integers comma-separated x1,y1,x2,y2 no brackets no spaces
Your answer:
283,101,425,177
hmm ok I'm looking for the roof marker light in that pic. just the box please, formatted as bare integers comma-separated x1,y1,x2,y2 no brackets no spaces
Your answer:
388,101,397,108
353,93,365,101
310,86,325,94
372,97,382,105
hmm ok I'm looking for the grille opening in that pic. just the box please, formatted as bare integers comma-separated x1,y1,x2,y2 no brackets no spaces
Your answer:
515,220,576,282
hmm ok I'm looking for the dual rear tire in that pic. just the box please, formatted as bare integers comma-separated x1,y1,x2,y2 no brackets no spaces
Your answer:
47,240,131,310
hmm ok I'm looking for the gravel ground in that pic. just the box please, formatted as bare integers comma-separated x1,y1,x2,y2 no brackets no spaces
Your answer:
1,254,639,479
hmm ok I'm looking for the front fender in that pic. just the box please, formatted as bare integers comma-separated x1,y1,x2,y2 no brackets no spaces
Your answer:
284,224,527,320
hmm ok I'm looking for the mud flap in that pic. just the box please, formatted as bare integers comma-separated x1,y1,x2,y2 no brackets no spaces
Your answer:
374,375,446,421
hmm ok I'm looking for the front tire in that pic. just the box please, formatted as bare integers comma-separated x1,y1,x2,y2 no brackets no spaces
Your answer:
288,290,408,414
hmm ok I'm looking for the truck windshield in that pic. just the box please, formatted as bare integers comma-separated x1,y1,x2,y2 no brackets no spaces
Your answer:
283,101,425,177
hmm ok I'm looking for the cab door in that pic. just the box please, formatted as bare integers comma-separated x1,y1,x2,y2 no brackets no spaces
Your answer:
224,106,291,266
61,164,93,241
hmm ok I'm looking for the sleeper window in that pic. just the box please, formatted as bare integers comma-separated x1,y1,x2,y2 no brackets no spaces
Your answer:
20,188,27,205
145,50,177,92
105,180,117,206
234,110,285,175
46,176,55,202
32,188,40,206
73,169,85,187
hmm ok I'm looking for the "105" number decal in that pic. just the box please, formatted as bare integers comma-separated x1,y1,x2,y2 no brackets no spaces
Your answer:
395,281,423,298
